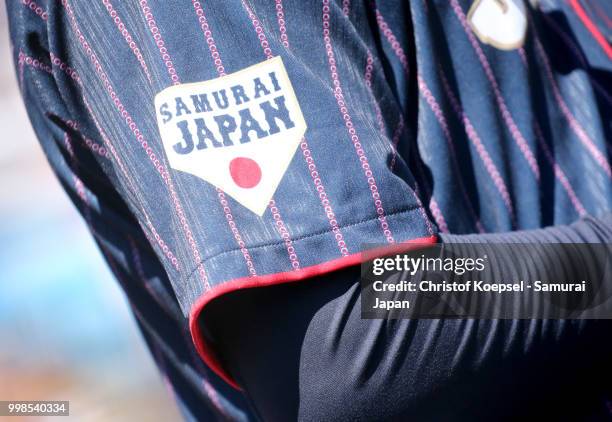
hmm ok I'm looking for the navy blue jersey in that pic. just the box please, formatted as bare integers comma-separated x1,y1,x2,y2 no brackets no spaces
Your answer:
7,0,611,419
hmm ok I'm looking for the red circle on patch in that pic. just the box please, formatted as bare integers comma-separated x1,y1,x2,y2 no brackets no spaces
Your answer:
229,157,262,189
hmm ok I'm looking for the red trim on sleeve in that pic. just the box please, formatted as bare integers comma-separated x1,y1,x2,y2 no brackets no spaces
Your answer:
569,0,612,60
189,235,438,390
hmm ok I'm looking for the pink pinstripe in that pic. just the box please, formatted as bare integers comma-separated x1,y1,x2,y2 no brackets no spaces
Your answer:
409,169,442,235
367,17,463,233
86,99,181,271
50,52,82,85
241,1,273,57
364,52,386,138
323,0,395,243
65,126,98,233
512,38,592,216
300,141,349,256
82,96,181,271
193,1,300,274
269,200,301,270
202,379,231,419
586,0,612,28
274,0,290,48
64,120,179,271
418,74,485,232
63,131,75,157
541,11,612,106
191,1,226,76
450,0,540,180
262,4,366,254
145,213,181,270
137,1,258,277
83,135,111,159
21,0,47,20
375,9,409,75
19,52,52,74
240,0,305,268
532,121,587,217
138,0,180,85
101,0,153,84
61,0,208,285
82,103,135,196
136,3,253,275
410,180,436,236
364,54,436,234
73,175,89,216
429,197,448,233
20,54,110,160
128,236,148,281
63,118,111,159
436,72,516,225
532,39,612,178
572,1,612,63
190,1,260,274
65,130,94,227
368,17,444,234
342,0,351,17
217,190,258,276
187,17,257,273
127,235,177,317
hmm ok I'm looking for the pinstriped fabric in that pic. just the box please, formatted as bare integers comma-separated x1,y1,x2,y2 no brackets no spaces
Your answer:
410,0,611,232
364,51,386,140
450,0,541,182
341,0,350,17
63,0,211,288
359,45,435,236
20,48,184,273
532,37,611,177
512,38,591,218
322,0,397,243
139,0,261,278
138,1,180,86
240,0,342,266
437,70,517,225
190,0,293,275
101,0,153,84
21,0,47,20
229,0,302,270
532,120,588,217
370,10,444,234
375,9,410,76
417,73,485,233
274,0,290,49
540,10,612,105
273,0,349,257
8,0,612,418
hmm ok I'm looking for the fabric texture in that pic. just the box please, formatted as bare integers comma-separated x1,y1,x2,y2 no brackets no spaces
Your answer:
204,213,612,421
6,0,612,419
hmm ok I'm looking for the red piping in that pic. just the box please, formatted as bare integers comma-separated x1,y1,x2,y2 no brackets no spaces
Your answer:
568,0,612,60
188,235,437,389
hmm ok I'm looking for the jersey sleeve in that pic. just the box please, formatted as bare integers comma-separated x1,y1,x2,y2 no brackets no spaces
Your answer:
8,0,437,389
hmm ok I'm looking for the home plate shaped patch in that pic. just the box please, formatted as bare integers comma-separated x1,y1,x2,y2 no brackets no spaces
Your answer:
155,57,306,216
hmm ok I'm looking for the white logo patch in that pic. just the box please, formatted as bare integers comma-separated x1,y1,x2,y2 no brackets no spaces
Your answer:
468,0,528,50
155,57,307,216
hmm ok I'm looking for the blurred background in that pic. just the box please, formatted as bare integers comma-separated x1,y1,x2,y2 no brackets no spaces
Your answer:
0,7,181,422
